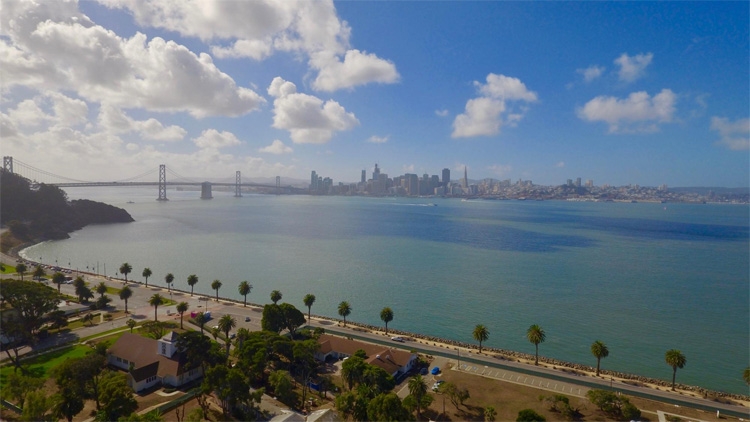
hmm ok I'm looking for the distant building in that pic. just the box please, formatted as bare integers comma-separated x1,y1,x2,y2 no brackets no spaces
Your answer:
372,163,380,182
315,334,417,379
361,169,366,184
107,332,202,393
463,166,468,188
442,168,450,186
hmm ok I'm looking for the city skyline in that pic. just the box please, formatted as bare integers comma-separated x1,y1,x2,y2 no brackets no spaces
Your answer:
1,1,748,187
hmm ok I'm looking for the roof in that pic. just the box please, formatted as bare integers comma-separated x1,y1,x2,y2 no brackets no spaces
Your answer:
317,334,414,374
269,410,305,422
108,333,186,379
161,331,179,342
307,408,342,422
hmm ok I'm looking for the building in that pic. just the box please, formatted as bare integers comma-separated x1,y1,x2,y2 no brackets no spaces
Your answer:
463,166,468,189
442,168,450,186
107,332,203,393
315,334,417,379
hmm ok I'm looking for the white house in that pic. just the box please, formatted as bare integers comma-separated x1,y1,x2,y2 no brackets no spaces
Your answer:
108,331,203,392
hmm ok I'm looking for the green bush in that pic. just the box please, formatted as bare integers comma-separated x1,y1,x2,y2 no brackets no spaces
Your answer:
517,409,546,422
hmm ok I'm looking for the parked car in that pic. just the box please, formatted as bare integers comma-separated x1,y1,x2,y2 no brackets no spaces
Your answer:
245,316,251,322
391,336,405,342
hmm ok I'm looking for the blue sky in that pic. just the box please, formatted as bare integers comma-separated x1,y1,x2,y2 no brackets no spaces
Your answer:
1,1,748,187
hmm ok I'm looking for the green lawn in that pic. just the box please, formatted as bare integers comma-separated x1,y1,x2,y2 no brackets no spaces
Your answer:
0,344,92,381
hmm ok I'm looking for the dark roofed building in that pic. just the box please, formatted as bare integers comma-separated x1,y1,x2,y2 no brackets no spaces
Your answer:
108,331,202,392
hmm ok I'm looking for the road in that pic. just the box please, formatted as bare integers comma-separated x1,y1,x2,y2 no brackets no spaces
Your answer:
2,255,749,419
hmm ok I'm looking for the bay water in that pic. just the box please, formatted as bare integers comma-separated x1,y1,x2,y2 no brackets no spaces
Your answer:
22,187,750,394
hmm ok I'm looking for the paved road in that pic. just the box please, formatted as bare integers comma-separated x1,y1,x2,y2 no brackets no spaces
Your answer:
2,256,748,419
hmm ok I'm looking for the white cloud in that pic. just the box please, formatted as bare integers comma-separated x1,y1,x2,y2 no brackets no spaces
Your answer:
710,116,750,151
8,99,50,127
402,164,415,173
98,104,186,142
193,129,242,149
555,161,565,168
259,139,294,154
267,77,359,144
487,164,512,177
577,89,676,133
98,0,399,92
615,52,653,82
435,109,449,117
577,65,605,82
0,0,265,118
452,73,537,138
366,135,388,144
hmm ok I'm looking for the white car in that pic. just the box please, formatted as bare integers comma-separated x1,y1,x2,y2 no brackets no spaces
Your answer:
391,336,405,342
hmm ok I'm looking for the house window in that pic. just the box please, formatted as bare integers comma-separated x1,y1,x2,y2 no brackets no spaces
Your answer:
146,376,157,384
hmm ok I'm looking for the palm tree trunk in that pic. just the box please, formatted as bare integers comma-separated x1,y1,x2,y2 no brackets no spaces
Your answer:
672,367,677,390
154,305,158,321
596,359,600,376
125,299,128,313
244,296,247,307
535,344,539,365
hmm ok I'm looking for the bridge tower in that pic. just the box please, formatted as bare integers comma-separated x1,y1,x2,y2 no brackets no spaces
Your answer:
3,156,13,173
235,171,242,197
157,164,168,201
276,176,280,195
200,182,213,199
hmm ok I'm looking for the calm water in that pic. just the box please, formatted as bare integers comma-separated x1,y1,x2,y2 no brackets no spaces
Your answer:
23,187,750,394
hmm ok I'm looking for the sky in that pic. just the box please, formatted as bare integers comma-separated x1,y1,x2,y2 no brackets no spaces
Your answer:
1,0,748,187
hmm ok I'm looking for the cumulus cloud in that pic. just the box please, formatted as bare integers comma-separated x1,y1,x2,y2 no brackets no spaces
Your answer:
259,139,294,154
577,89,676,133
402,164,415,173
7,92,89,128
193,129,242,149
98,104,186,141
711,116,750,151
555,161,565,168
615,52,653,82
0,0,264,118
366,135,388,144
267,76,359,144
98,0,399,92
577,65,605,82
452,73,537,138
435,109,449,117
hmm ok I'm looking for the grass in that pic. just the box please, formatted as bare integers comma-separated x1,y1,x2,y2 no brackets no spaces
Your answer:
0,344,91,381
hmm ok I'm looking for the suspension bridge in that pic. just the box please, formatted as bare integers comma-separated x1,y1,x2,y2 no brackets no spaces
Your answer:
2,156,305,199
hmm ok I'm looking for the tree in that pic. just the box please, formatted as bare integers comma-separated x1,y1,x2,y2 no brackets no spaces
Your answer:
96,281,107,298
82,313,95,326
341,356,367,390
15,263,27,280
665,349,686,391
380,307,394,335
175,301,188,329
119,286,132,313
0,280,60,371
338,301,352,326
590,340,609,376
97,371,137,421
1,372,44,409
268,370,295,406
164,273,174,292
142,267,152,286
52,272,66,293
21,390,51,421
516,409,546,422
48,309,69,331
367,392,413,422
744,367,750,386
51,387,84,422
149,294,164,321
187,274,198,296
211,279,222,301
303,293,316,321
238,280,252,307
484,405,497,422
194,312,208,334
126,318,137,333
279,303,306,337
33,265,45,280
407,374,429,419
119,263,132,282
527,324,546,365
176,331,223,373
473,324,489,353
218,314,237,355
441,382,470,410
586,389,640,420
270,289,282,304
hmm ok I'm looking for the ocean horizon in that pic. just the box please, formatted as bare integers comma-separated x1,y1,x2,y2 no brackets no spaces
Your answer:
22,187,750,395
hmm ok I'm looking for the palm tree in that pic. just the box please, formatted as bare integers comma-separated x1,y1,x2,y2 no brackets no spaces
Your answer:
338,301,352,326
95,282,107,298
149,294,164,321
380,307,394,335
218,314,237,356
590,340,609,376
303,294,316,322
119,285,133,313
126,318,137,333
142,267,152,286
187,274,198,296
238,281,252,307
176,302,188,329
473,324,489,353
665,349,686,391
408,374,428,419
270,290,282,304
119,263,132,282
484,406,497,422
33,265,45,280
526,324,546,365
195,312,208,334
164,273,174,292
15,263,27,281
52,272,66,293
743,367,750,386
211,279,222,301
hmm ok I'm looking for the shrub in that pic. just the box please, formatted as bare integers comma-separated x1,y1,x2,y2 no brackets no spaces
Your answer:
517,409,546,422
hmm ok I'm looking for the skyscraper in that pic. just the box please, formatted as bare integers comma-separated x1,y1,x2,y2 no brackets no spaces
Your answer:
361,169,366,184
372,163,380,181
463,166,468,188
442,168,450,186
